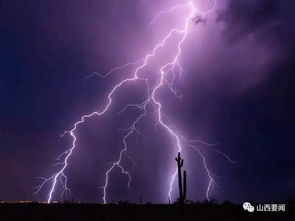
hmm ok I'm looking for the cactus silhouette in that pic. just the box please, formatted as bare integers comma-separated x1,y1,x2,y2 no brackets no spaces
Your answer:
183,170,186,200
175,152,187,203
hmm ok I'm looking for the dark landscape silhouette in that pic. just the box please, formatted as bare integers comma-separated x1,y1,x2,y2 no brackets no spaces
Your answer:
1,200,294,221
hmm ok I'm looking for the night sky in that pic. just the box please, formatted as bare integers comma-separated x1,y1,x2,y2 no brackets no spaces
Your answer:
0,0,294,203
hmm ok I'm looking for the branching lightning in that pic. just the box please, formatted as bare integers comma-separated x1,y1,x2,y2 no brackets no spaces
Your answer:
35,0,233,203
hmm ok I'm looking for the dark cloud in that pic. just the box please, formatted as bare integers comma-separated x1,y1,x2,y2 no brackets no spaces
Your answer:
210,0,295,202
217,0,295,45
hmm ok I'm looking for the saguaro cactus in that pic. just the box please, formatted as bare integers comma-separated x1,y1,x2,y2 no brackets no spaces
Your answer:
175,152,187,203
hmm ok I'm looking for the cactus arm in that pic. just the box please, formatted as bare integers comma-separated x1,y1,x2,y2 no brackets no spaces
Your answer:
183,170,187,201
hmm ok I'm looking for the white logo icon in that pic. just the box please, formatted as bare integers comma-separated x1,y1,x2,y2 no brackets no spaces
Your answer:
243,202,255,212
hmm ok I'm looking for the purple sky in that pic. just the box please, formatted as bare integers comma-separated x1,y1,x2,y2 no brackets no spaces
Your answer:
0,0,294,203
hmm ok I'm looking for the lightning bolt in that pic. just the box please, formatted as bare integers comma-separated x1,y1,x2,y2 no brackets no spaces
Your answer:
35,0,233,203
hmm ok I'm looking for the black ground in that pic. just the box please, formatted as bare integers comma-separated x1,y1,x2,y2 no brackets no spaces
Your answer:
0,201,294,221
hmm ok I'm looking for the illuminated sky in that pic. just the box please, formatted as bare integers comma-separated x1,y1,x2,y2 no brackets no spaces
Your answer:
0,0,294,203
